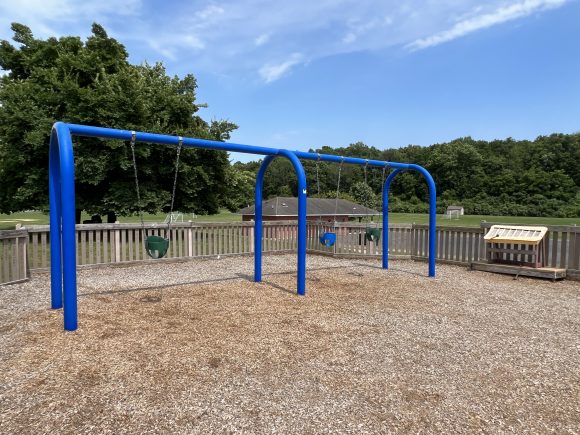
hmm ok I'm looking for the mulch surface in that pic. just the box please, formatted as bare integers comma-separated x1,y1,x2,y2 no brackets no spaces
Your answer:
1,254,579,433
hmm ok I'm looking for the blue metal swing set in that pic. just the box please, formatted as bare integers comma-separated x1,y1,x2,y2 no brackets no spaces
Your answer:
49,122,437,331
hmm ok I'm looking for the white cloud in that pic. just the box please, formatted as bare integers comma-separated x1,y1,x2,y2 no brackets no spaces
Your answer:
0,0,570,83
0,0,141,41
341,15,393,46
195,4,225,21
147,41,177,61
254,33,270,46
259,53,303,83
146,32,205,60
407,0,567,51
181,34,205,50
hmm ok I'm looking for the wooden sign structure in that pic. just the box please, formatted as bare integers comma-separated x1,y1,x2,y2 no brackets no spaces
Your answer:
484,225,548,268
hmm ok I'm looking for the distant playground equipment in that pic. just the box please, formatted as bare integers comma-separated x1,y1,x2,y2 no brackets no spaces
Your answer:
445,205,464,219
164,212,184,224
48,122,437,331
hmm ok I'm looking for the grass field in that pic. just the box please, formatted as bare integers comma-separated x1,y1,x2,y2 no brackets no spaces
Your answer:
385,212,580,227
0,210,578,230
0,210,240,230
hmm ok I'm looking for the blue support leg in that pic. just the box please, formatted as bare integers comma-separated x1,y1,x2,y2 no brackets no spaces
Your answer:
409,164,437,277
277,150,307,296
382,169,400,269
254,156,275,283
49,128,63,309
254,152,307,295
55,123,78,331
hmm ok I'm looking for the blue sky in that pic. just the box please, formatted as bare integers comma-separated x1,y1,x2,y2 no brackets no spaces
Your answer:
1,0,579,162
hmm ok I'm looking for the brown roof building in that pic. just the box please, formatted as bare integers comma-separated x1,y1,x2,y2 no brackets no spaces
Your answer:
238,197,380,222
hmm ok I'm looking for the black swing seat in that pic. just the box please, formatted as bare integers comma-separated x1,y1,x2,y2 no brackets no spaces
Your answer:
319,232,337,247
145,235,170,259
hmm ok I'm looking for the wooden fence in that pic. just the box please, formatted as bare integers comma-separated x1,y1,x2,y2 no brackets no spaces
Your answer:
307,223,413,257
0,228,28,285
1,221,578,285
25,221,299,270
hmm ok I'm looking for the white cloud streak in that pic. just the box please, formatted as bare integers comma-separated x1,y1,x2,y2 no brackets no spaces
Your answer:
254,33,270,46
259,53,303,83
407,0,567,51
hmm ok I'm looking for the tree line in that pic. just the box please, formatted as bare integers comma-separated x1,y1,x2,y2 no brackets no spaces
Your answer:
1,23,578,220
233,134,580,218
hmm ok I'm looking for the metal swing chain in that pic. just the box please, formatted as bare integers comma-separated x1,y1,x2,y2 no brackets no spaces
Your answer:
381,166,386,216
315,153,324,230
316,153,321,197
166,136,183,237
363,160,370,224
333,157,344,219
129,131,146,230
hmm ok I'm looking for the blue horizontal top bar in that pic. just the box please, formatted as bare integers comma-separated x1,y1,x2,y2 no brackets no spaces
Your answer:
63,122,409,169
66,123,280,157
293,150,409,169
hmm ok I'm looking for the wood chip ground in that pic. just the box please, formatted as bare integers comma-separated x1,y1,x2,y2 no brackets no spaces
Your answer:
1,254,579,433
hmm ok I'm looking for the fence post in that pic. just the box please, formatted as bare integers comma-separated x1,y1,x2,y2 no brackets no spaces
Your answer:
187,221,194,257
114,221,121,263
249,226,255,253
21,232,28,280
479,221,487,261
13,225,25,281
411,224,417,258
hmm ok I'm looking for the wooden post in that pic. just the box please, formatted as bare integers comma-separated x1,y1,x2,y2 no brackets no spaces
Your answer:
19,234,28,279
250,226,255,253
187,221,193,257
114,221,121,263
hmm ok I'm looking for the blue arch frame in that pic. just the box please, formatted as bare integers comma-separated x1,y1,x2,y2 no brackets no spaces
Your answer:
255,153,308,295
382,168,437,276
49,122,437,330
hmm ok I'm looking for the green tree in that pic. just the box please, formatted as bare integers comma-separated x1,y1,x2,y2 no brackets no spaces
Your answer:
349,182,378,210
192,130,580,218
425,139,485,199
221,165,255,212
261,158,298,198
0,23,237,221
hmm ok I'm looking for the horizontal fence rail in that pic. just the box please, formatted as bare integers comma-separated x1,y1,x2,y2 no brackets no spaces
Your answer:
1,221,578,285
